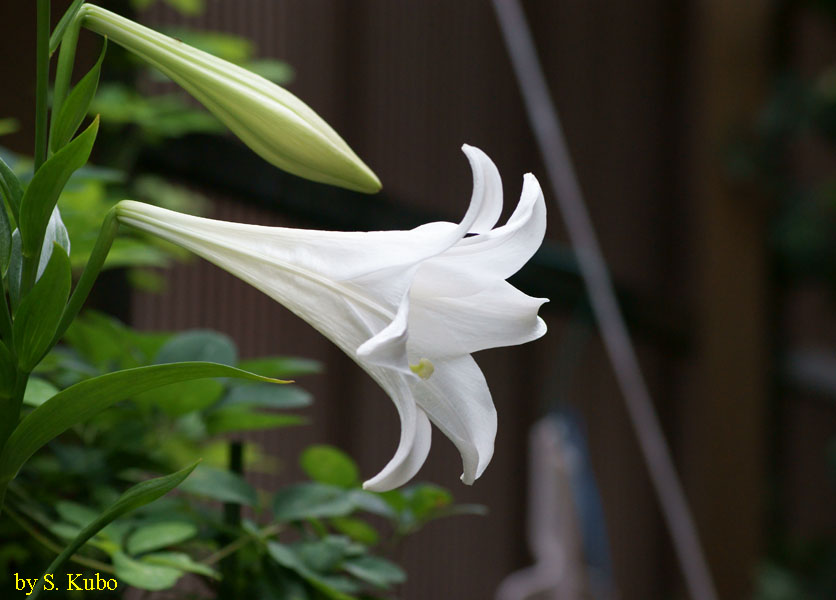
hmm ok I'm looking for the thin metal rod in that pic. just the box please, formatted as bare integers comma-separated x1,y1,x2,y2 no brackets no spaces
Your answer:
490,2,719,600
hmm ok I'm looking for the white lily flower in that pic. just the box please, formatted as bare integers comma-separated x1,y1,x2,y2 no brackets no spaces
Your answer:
80,4,381,194
116,145,548,491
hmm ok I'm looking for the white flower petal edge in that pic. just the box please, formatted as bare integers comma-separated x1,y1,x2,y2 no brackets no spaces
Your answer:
115,144,548,491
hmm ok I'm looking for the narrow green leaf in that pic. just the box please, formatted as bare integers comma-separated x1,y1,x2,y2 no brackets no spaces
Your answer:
0,362,282,485
300,445,359,488
178,464,257,506
0,192,10,274
51,39,107,152
0,155,23,219
19,117,99,259
49,0,86,56
7,230,21,309
32,464,197,598
126,521,198,555
12,243,71,371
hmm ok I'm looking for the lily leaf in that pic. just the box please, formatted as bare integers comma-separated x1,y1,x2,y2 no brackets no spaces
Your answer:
300,445,359,488
0,154,23,219
0,362,283,486
12,243,71,371
126,521,198,555
51,39,107,153
18,117,98,260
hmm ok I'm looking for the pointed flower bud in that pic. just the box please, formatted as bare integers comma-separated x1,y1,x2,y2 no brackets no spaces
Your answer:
80,4,381,193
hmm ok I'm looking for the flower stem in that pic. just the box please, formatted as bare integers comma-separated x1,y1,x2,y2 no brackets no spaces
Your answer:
34,0,50,170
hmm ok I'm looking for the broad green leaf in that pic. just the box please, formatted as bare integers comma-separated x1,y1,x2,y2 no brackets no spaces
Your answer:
22,378,59,407
178,464,257,506
223,382,312,409
330,517,379,546
300,445,359,488
205,408,305,435
51,39,107,152
238,356,321,378
49,0,86,55
113,551,183,591
34,464,197,596
0,154,23,218
296,537,363,572
126,521,197,555
0,363,281,485
12,244,71,371
134,379,224,416
273,483,356,521
55,500,98,528
155,330,237,366
343,555,406,589
18,117,98,259
267,542,357,600
140,551,218,578
405,483,453,519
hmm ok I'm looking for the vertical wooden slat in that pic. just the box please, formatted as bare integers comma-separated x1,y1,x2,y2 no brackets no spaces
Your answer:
684,2,771,597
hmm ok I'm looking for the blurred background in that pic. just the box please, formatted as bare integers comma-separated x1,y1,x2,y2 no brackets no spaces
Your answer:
2,0,836,598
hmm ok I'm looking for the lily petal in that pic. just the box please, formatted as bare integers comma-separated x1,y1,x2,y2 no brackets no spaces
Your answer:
409,281,548,359
115,145,547,490
409,354,497,484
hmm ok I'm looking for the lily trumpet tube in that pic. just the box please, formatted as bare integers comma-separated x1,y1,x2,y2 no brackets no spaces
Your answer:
115,145,548,491
80,4,380,194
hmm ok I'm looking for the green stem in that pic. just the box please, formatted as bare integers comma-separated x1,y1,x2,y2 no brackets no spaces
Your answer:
203,523,282,566
50,208,119,348
34,0,50,170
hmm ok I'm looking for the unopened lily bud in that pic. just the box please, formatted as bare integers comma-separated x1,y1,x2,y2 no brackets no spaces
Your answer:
81,4,381,193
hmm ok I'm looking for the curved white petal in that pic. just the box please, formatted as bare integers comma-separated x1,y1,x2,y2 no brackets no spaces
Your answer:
410,354,497,484
409,281,548,358
411,172,546,298
362,405,432,491
462,144,503,234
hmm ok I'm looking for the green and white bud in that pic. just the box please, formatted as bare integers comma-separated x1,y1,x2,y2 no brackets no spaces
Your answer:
81,4,381,193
